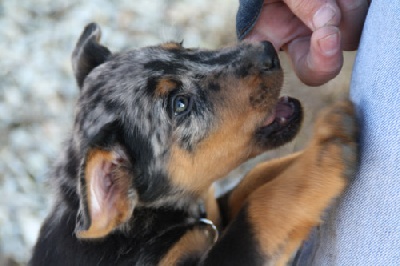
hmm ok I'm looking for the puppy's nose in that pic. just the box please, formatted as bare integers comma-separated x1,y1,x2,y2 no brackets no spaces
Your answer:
260,41,280,71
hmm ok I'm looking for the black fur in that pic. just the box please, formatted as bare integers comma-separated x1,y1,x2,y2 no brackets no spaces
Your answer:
31,206,201,265
31,23,300,265
201,206,264,266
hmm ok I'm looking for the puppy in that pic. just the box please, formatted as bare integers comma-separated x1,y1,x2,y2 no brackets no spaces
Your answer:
30,23,358,266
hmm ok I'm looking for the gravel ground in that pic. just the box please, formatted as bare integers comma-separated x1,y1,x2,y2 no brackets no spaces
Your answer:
0,1,354,264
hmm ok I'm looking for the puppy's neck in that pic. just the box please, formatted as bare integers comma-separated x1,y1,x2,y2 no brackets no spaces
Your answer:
136,189,206,219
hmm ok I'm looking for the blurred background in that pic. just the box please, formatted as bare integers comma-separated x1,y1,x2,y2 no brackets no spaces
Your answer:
0,0,355,264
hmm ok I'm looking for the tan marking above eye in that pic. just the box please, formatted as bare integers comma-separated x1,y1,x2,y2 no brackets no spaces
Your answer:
155,78,178,97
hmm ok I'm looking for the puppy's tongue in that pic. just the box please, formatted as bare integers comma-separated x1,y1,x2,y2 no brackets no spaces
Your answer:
263,109,276,126
263,96,294,126
276,97,294,119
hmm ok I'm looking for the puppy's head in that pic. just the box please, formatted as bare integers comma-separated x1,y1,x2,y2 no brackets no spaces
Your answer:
71,23,302,239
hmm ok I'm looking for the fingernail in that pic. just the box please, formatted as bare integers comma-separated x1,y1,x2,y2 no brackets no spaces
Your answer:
313,5,337,29
318,30,340,56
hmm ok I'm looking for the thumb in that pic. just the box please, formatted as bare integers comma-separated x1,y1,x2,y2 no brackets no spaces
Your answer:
286,26,343,86
283,0,341,30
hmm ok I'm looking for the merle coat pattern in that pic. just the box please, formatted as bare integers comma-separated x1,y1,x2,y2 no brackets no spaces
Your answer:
30,23,358,266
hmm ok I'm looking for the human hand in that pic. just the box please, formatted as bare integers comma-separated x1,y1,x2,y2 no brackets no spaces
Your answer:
245,0,369,86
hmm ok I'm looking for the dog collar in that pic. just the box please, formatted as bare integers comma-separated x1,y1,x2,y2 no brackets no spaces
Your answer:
198,218,219,244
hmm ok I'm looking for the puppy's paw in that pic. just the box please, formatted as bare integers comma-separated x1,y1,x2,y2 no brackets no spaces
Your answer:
311,100,359,180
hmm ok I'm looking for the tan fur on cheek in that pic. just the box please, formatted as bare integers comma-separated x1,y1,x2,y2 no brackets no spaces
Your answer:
167,74,282,194
167,114,255,194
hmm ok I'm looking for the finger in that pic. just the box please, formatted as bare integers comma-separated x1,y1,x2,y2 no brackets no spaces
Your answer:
245,2,311,50
283,0,341,30
285,26,343,86
338,0,369,50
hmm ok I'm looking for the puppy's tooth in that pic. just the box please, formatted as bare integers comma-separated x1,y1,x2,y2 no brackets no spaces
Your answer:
283,96,289,103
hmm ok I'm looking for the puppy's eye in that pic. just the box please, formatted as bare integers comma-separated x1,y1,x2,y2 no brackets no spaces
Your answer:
174,96,189,113
169,94,192,117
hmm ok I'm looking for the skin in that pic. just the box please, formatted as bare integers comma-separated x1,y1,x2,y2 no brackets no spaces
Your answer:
245,0,370,86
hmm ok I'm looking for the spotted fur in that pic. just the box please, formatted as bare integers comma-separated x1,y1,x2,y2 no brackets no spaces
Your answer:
30,23,358,266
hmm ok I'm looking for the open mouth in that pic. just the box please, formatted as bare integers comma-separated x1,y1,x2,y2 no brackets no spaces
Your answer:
256,96,303,147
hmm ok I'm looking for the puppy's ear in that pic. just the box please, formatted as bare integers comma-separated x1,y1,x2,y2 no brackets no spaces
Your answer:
75,145,137,239
72,23,111,88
